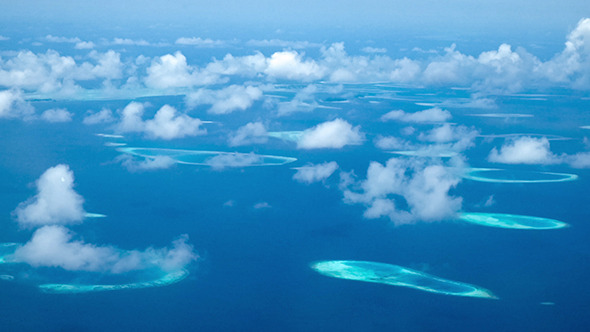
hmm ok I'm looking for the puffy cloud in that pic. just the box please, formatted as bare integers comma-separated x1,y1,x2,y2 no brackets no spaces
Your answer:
488,136,559,164
264,51,325,81
83,108,115,125
297,118,364,149
45,35,95,50
40,108,73,123
374,136,414,150
186,85,263,114
116,155,176,172
12,225,197,273
144,51,219,89
341,158,462,224
0,89,34,119
13,165,86,228
418,124,479,150
539,18,590,88
276,84,320,116
381,107,451,123
228,122,268,146
567,152,590,168
0,50,123,95
292,161,339,184
205,152,262,170
115,102,206,140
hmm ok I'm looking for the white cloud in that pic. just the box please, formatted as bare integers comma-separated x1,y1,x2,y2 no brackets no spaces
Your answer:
0,50,123,96
362,47,387,54
381,107,452,123
75,41,95,49
297,118,364,149
567,152,590,168
112,38,150,46
253,202,271,209
276,84,319,116
13,164,86,227
117,155,176,172
418,124,479,151
264,51,325,81
246,39,320,49
186,84,263,114
40,108,73,123
115,102,206,140
45,35,95,50
292,161,339,184
83,108,115,125
0,89,35,119
488,136,559,164
12,225,197,273
205,152,262,170
144,51,219,89
175,37,226,47
341,157,462,224
374,135,414,150
0,35,9,41
228,122,268,146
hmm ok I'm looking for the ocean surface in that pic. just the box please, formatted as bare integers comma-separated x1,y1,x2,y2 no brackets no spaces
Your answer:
1,85,590,331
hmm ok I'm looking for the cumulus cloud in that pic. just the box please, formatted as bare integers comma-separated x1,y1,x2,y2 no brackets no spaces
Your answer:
12,226,197,273
186,85,263,114
297,118,364,149
13,164,86,227
117,155,176,172
567,152,590,168
83,108,115,125
418,124,479,151
40,108,73,123
276,84,320,116
144,51,219,89
292,161,339,184
205,152,262,170
228,122,268,146
0,50,124,96
488,136,559,164
115,102,206,139
341,158,462,224
264,51,325,81
381,107,451,123
0,89,35,119
374,136,414,150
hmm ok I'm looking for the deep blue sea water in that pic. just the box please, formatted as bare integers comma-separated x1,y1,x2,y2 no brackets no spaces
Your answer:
1,85,589,331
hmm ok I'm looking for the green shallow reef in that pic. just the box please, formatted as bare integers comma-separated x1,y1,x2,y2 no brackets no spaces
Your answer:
311,260,497,299
38,269,189,294
459,212,569,230
463,168,578,183
1,243,189,294
118,147,297,166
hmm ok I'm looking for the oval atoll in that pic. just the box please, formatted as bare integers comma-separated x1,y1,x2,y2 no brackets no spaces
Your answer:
311,260,497,299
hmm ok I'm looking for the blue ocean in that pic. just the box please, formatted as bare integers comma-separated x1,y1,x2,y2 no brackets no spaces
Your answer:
1,84,589,331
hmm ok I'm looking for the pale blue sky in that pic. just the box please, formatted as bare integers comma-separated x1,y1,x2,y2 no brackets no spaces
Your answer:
2,0,588,39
